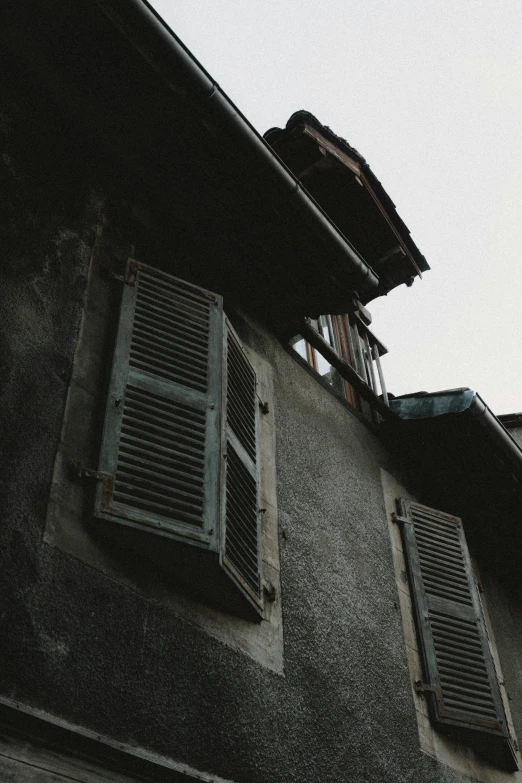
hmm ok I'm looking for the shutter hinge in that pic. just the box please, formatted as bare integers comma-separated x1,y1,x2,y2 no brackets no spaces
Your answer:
100,251,138,286
102,265,137,286
76,465,110,481
262,578,276,603
75,464,114,508
256,392,269,414
392,512,410,525
414,680,440,696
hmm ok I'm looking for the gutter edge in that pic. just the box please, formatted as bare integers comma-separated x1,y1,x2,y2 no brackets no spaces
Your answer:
467,393,522,479
95,0,379,296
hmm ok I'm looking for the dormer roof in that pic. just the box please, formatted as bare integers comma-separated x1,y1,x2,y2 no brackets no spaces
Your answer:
265,111,429,297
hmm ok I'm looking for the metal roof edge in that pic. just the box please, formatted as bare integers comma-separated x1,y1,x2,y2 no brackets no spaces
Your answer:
389,388,476,419
390,388,522,484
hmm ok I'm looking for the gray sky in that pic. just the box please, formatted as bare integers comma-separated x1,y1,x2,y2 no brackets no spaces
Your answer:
151,0,522,414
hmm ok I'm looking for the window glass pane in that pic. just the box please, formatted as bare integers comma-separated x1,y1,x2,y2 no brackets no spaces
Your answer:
289,335,308,361
314,316,345,398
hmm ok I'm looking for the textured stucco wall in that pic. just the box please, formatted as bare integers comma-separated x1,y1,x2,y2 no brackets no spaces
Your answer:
2,68,520,783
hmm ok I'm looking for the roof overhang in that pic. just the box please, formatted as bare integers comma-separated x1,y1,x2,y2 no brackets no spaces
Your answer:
265,112,429,300
2,0,379,336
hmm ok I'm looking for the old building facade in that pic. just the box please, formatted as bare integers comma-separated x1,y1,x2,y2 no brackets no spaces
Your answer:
1,2,521,782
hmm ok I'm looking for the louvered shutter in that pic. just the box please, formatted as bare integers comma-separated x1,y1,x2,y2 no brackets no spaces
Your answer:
397,499,507,736
220,321,262,609
95,260,223,549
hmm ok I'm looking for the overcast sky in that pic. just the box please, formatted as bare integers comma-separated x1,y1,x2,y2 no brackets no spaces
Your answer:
151,0,522,414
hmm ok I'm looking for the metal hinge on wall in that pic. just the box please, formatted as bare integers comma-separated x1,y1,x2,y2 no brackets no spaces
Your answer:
414,680,440,696
258,400,269,415
391,512,411,526
101,252,138,286
262,578,276,603
75,464,114,509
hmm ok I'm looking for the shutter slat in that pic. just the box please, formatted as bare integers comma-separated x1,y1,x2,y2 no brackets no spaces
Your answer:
135,291,210,330
117,459,203,493
116,468,203,505
140,269,213,309
133,305,210,350
226,331,257,463
419,548,466,568
123,399,206,439
118,449,203,487
221,323,262,605
119,432,205,472
129,350,208,393
227,482,258,522
136,283,211,319
224,442,260,596
399,499,508,736
135,291,210,328
121,420,206,460
130,336,209,376
133,311,210,355
131,333,209,371
112,490,203,525
114,479,203,514
439,661,490,680
123,386,206,430
121,405,207,447
418,556,469,580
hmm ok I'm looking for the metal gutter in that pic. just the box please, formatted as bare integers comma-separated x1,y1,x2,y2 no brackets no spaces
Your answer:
95,0,379,297
467,393,522,481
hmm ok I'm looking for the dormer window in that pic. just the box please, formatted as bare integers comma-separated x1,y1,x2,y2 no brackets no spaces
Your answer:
265,111,429,300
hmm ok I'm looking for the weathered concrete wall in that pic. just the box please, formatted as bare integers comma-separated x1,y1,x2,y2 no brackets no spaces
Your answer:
2,64,521,783
0,64,99,711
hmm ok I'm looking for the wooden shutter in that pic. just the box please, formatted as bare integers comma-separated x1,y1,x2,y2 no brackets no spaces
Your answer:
95,260,223,549
397,499,508,736
220,321,262,609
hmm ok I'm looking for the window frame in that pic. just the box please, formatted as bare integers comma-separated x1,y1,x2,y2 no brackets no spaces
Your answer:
289,312,389,420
